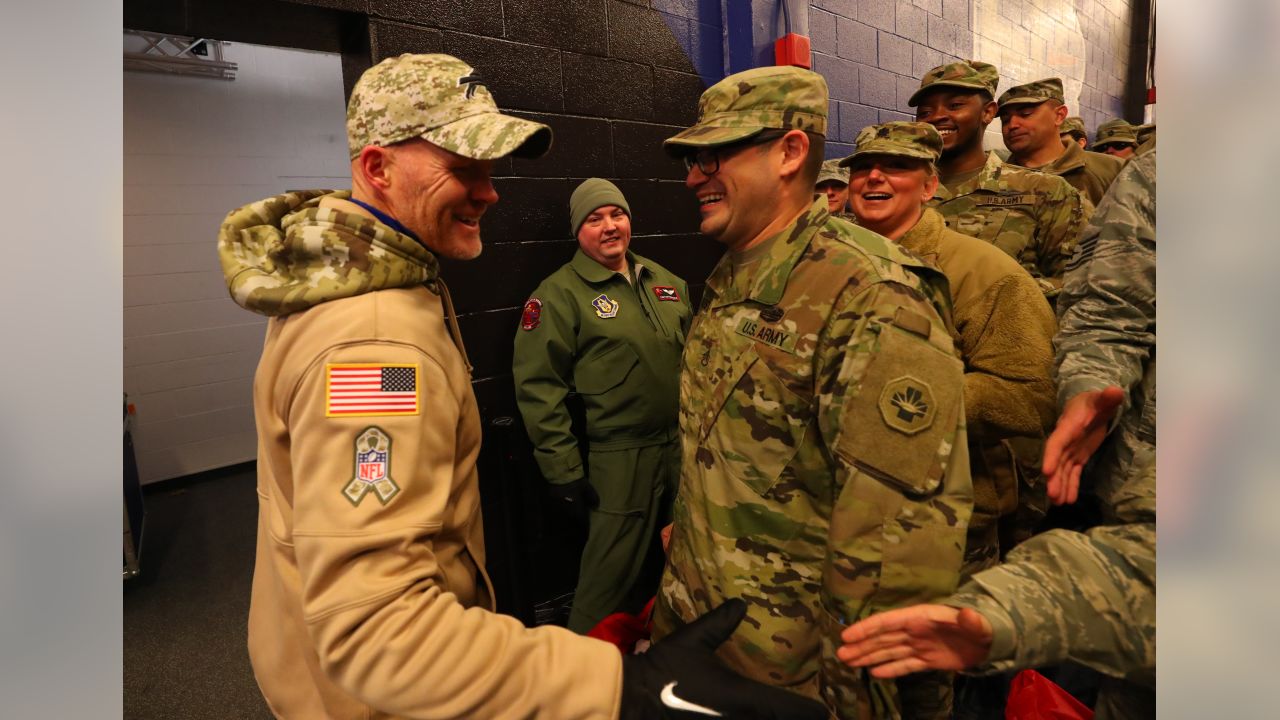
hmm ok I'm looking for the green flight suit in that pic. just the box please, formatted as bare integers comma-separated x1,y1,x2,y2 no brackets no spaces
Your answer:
513,249,692,633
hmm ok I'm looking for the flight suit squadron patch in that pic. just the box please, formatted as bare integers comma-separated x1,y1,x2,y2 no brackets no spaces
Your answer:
592,294,620,318
344,427,400,506
521,298,542,331
653,286,681,302
879,376,936,435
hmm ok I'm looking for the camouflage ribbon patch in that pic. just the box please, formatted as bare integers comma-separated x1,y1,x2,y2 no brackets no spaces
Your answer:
344,427,400,506
521,298,542,330
592,293,620,318
976,193,1036,207
735,315,797,354
878,376,936,434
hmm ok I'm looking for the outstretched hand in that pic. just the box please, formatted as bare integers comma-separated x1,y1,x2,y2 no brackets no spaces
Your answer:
1041,386,1126,505
836,604,993,679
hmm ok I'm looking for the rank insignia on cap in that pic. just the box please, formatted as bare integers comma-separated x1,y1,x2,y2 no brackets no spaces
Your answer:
344,427,400,506
521,298,543,331
592,294,620,318
653,286,681,302
326,364,419,417
878,376,936,435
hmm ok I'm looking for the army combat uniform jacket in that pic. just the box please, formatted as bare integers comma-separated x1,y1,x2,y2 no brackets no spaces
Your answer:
220,191,622,719
897,208,1057,573
1055,149,1157,517
931,152,1091,298
513,249,692,482
1025,141,1125,207
655,199,973,719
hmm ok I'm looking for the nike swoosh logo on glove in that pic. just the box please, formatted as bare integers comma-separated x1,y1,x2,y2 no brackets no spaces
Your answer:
660,682,723,717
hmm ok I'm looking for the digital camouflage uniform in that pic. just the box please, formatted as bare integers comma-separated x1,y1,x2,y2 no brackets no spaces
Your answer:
997,78,1124,206
844,122,1058,577
513,248,691,633
946,455,1155,720
655,67,972,720
1054,148,1157,520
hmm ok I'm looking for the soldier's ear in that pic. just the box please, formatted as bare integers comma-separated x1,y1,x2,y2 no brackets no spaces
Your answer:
1053,103,1069,125
355,145,394,191
777,129,810,181
920,171,939,202
980,100,998,126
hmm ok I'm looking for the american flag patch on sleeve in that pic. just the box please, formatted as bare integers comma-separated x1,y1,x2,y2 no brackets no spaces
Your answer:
325,364,419,417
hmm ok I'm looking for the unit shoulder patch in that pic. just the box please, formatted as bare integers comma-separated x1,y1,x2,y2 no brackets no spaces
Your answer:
344,426,400,506
326,364,419,417
879,376,936,435
521,298,543,331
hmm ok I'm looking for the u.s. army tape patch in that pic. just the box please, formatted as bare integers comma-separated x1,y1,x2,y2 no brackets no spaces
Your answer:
734,314,797,354
344,427,400,506
878,376,936,435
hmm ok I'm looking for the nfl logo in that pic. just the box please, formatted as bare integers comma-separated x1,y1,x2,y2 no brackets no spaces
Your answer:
357,449,388,483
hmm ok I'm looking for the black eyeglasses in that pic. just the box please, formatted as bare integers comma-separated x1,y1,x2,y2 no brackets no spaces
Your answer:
682,130,789,176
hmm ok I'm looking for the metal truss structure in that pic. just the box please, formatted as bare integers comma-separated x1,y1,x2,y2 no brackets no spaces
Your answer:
124,30,237,81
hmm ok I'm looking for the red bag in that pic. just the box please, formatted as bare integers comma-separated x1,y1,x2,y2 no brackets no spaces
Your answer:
586,597,656,654
1005,669,1094,720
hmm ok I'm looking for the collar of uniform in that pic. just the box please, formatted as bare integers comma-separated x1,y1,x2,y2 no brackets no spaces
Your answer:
1037,139,1084,175
706,197,829,308
934,151,1004,202
896,206,945,262
569,248,642,284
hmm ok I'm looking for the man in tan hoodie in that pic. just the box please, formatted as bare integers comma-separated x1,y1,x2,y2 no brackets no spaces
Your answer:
840,121,1058,578
217,53,826,720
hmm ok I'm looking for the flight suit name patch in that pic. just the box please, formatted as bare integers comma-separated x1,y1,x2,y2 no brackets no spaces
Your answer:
344,427,400,506
592,294,620,318
878,376,936,435
977,193,1036,207
735,316,797,354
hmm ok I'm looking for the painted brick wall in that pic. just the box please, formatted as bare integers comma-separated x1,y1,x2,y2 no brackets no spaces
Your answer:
123,43,351,483
809,0,1135,158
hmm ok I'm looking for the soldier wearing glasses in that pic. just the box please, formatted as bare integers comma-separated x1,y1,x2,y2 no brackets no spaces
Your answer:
653,65,973,719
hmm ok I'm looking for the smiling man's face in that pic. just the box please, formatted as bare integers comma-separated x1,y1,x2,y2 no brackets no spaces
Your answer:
384,138,499,260
913,88,995,158
576,204,631,272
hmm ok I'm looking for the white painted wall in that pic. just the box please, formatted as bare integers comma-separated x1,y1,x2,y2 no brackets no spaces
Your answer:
124,42,350,484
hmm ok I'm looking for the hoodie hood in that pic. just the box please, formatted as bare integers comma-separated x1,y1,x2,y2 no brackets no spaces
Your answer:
218,190,439,317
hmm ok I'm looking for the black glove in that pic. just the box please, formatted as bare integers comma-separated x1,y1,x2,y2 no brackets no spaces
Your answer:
621,599,828,720
547,477,597,525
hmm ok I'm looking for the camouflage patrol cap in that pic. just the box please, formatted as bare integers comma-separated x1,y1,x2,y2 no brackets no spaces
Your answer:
816,158,849,185
1060,116,1087,140
839,121,943,165
996,77,1064,110
909,60,999,106
346,53,552,161
662,65,827,156
1094,118,1138,147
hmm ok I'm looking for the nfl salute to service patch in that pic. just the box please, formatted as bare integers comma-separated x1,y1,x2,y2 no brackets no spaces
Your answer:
326,364,419,417
344,426,400,506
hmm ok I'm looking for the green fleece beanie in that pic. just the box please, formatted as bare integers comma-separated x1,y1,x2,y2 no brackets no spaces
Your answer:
569,178,630,236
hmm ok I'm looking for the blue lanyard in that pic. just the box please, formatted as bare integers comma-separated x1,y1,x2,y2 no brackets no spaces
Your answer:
347,198,423,246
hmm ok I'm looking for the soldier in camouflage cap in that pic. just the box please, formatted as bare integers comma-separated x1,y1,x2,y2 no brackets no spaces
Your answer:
218,53,823,720
998,78,1123,205
815,158,852,216
1094,118,1139,159
842,121,1056,586
656,67,972,720
912,61,1092,298
1060,116,1088,149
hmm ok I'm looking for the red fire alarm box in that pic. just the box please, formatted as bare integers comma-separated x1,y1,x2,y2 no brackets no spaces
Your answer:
775,32,811,69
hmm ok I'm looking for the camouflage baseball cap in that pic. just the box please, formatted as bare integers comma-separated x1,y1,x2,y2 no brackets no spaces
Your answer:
996,77,1064,110
1060,116,1087,140
909,60,999,106
662,65,827,156
839,121,943,165
1094,118,1138,147
346,53,552,161
816,158,849,185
